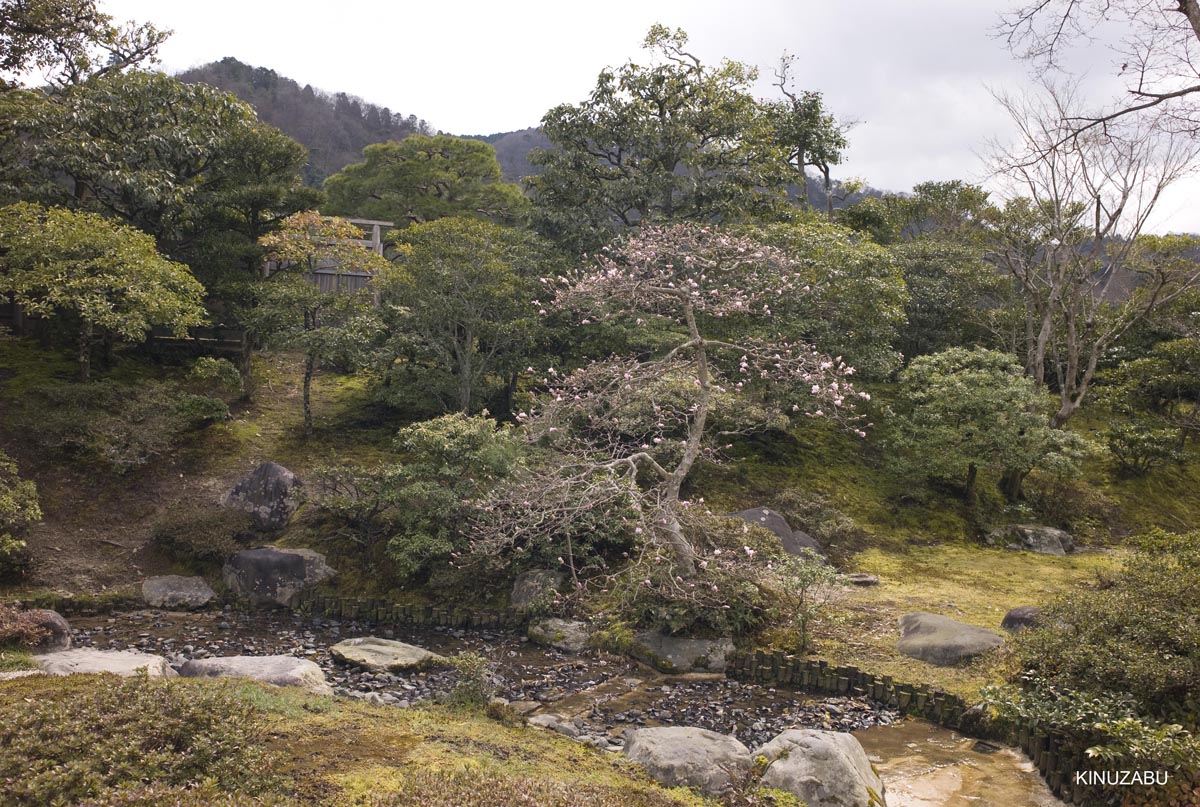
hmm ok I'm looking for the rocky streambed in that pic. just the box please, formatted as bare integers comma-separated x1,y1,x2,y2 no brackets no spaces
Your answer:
69,607,898,748
65,607,1063,806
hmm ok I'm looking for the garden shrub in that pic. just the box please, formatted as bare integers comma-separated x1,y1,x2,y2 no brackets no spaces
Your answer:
309,414,523,584
772,490,865,551
369,769,688,807
1105,420,1183,477
13,380,228,472
0,451,39,580
75,784,294,807
441,652,498,708
1008,529,1200,721
1022,472,1119,540
612,511,786,638
0,676,280,807
985,530,1200,801
152,502,255,569
0,602,48,648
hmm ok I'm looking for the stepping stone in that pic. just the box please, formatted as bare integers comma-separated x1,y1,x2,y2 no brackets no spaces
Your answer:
329,637,444,672
178,654,331,695
36,648,176,678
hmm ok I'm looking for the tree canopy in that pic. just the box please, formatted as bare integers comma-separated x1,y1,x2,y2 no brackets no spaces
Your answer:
889,347,1086,502
0,0,168,88
376,217,546,414
0,202,206,380
250,211,389,436
527,25,788,253
323,134,528,229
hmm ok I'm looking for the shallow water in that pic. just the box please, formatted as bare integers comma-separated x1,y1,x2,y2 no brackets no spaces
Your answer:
855,720,1064,807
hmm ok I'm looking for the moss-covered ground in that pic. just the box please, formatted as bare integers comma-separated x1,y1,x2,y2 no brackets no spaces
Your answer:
0,673,711,807
794,544,1116,699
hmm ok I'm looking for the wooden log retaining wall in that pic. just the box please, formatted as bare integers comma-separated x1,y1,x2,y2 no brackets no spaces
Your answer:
291,589,524,632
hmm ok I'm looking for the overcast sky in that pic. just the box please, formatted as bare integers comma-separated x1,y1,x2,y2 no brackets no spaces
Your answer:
93,0,1199,233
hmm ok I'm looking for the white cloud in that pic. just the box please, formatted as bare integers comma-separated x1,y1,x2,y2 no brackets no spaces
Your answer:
90,0,1200,232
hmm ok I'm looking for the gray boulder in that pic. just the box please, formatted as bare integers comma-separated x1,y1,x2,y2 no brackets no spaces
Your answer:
36,648,176,678
624,726,752,796
630,631,735,673
26,609,71,652
142,575,215,609
1001,605,1042,632
987,524,1074,556
527,618,591,653
223,462,300,530
897,613,1004,666
330,637,444,671
757,729,886,807
178,655,332,695
510,569,563,612
845,573,880,587
731,507,825,557
223,546,334,607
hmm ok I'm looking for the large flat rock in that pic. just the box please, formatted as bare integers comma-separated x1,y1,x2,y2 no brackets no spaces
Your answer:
35,648,176,678
330,637,444,672
624,726,752,796
178,654,332,695
897,612,1004,666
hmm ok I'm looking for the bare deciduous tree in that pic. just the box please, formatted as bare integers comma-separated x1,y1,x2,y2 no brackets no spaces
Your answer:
1001,0,1200,135
989,83,1200,427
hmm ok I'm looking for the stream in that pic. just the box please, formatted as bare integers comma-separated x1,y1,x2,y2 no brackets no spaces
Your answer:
68,608,1062,806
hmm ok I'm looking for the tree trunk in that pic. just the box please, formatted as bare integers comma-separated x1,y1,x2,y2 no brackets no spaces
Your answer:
303,351,315,438
964,462,978,505
1000,467,1026,502
660,302,706,578
78,320,93,382
458,351,473,414
661,511,698,579
501,370,519,420
238,342,254,403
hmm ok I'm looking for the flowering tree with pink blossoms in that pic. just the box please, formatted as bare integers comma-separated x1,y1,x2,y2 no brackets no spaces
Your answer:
473,223,867,582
